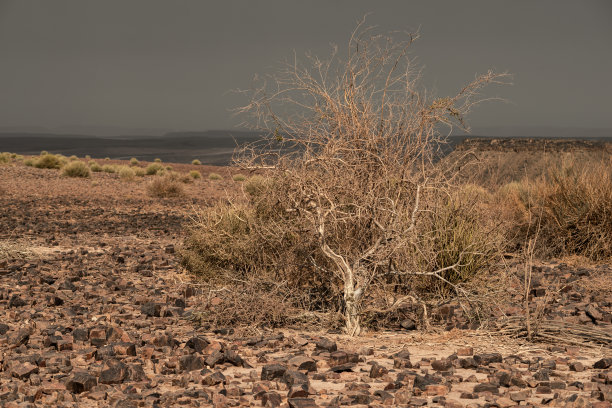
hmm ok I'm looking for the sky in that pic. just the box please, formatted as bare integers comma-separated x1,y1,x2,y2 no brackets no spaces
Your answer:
0,0,611,135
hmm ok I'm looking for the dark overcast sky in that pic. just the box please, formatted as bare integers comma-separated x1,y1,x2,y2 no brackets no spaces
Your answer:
0,0,611,133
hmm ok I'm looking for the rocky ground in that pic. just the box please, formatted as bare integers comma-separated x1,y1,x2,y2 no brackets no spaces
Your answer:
0,161,611,407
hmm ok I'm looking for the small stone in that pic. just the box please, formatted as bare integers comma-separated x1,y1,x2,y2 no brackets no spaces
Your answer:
65,372,97,394
288,398,318,408
369,362,388,378
0,323,9,335
186,336,209,353
474,353,502,366
510,390,530,402
283,370,309,386
431,359,452,372
289,356,317,372
261,392,282,407
11,362,38,379
202,371,226,386
8,294,26,307
570,362,585,372
315,337,337,352
9,328,30,346
179,354,206,372
328,363,355,373
594,358,612,369
400,318,416,330
456,347,473,356
205,350,225,367
424,385,449,396
473,383,499,394
140,302,162,317
261,364,287,381
99,359,128,384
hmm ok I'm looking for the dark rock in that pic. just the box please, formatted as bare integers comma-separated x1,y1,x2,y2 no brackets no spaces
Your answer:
288,398,318,408
9,328,30,346
224,349,250,367
431,359,452,372
202,371,226,386
261,364,287,381
400,318,417,330
369,362,388,378
72,327,88,342
140,302,162,317
185,336,209,353
288,383,309,398
594,358,612,369
99,359,128,384
179,354,206,372
315,337,337,352
329,363,355,373
10,362,38,379
283,370,309,387
205,350,225,368
8,294,26,307
473,383,499,394
65,372,97,394
289,356,317,372
261,392,282,407
0,323,9,335
474,353,503,366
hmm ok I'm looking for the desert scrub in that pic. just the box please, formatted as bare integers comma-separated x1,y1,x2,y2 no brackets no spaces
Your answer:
118,166,136,181
130,157,139,165
232,174,246,182
61,160,91,178
145,163,164,175
34,154,62,169
69,155,78,161
526,160,612,260
189,170,201,179
101,164,116,173
182,23,507,335
0,152,10,164
24,158,35,167
208,172,222,180
192,159,201,165
154,158,162,163
89,161,103,172
146,175,184,198
133,167,146,177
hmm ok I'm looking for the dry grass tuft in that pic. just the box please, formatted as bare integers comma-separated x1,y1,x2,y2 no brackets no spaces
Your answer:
146,175,185,198
61,160,91,178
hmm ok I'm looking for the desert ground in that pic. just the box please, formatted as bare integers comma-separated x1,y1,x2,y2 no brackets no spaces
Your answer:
0,144,611,408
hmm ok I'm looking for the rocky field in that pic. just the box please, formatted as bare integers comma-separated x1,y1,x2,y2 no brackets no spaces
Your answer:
0,160,611,407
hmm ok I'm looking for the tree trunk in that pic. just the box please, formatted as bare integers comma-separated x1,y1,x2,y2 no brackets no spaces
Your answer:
344,282,361,336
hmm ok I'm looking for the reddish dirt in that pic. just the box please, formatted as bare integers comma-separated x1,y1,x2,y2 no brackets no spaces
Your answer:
0,158,610,407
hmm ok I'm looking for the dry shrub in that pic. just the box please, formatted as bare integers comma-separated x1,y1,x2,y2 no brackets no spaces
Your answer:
24,158,35,167
130,157,139,165
147,175,184,198
89,161,103,172
208,172,222,180
533,159,612,259
0,152,10,164
34,154,62,169
118,166,136,181
61,160,91,178
192,159,201,165
133,167,146,177
145,163,164,175
189,170,201,179
101,164,116,173
183,22,507,335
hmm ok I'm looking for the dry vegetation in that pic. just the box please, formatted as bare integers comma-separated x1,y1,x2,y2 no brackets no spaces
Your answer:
181,23,513,336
